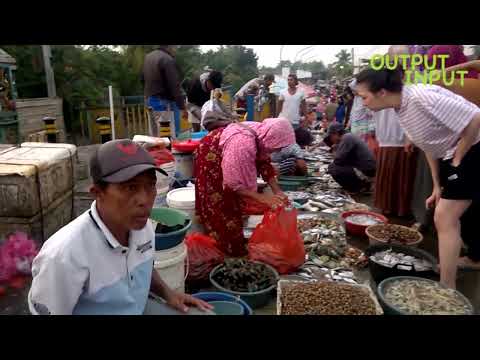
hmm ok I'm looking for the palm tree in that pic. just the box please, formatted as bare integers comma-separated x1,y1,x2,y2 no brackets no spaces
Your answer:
335,49,352,64
333,49,353,79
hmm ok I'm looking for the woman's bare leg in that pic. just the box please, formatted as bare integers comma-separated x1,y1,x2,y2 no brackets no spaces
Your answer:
434,198,471,289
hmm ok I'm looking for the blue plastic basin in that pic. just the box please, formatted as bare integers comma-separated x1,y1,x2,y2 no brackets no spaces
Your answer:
150,207,192,251
192,292,253,315
191,131,208,140
209,301,244,315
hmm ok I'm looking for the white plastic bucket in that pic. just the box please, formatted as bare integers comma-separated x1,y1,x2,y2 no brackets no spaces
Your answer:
172,149,194,179
153,185,170,208
166,187,196,221
154,242,188,293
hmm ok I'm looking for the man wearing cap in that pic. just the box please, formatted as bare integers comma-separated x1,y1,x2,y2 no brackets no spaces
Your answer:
28,139,212,315
324,123,376,193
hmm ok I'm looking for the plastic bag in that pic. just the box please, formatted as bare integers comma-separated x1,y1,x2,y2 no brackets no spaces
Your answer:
248,207,305,274
148,145,175,167
185,233,224,281
201,98,232,130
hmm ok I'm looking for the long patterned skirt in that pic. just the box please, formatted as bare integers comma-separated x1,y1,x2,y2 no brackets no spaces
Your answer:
194,127,276,257
374,147,418,217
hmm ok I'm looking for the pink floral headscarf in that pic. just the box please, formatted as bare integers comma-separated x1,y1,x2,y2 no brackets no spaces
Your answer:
220,118,295,153
219,118,295,191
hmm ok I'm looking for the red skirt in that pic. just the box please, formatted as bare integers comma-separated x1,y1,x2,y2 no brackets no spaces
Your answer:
374,147,417,217
194,127,276,257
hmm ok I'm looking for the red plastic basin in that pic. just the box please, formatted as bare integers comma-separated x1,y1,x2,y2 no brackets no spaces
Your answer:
341,210,388,237
172,139,201,153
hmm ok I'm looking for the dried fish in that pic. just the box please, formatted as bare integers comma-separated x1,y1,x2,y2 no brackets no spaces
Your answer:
370,249,433,271
298,217,345,234
284,191,311,202
384,279,472,315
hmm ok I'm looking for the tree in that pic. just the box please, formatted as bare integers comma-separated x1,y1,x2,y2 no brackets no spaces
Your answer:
331,49,353,79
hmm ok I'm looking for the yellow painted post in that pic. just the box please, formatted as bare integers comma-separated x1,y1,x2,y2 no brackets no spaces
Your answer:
132,106,137,135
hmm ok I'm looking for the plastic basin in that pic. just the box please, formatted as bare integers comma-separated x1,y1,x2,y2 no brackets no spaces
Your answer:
209,301,244,315
192,292,253,315
278,180,302,191
191,131,208,140
209,261,279,309
150,207,192,251
377,276,474,315
365,244,439,284
341,210,388,237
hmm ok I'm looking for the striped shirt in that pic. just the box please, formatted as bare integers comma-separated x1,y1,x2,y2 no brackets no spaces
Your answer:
396,84,480,160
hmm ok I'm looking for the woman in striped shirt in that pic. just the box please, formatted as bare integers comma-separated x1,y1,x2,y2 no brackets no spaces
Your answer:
355,67,480,289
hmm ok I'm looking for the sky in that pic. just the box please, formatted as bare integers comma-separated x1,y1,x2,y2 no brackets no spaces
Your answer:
199,45,391,67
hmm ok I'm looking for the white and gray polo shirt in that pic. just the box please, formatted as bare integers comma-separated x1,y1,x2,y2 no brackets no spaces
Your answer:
28,201,155,315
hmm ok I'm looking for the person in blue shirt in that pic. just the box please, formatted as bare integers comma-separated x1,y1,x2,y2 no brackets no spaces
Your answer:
335,96,346,125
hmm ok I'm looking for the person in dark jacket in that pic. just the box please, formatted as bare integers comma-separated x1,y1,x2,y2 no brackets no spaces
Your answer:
183,71,223,132
142,45,186,138
324,123,376,193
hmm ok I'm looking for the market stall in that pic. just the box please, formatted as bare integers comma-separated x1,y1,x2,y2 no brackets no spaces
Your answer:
139,120,474,316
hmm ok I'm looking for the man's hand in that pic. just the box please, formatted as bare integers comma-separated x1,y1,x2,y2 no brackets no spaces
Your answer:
164,290,213,313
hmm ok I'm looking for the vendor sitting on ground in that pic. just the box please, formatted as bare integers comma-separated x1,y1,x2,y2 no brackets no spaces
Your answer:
271,127,313,176
28,140,211,315
195,118,295,257
323,123,376,193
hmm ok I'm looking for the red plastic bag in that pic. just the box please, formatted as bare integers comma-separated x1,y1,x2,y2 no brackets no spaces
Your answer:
248,207,305,274
185,233,224,281
147,145,175,167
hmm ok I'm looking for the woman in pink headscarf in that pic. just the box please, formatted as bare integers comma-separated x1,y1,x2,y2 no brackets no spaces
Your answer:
194,118,295,256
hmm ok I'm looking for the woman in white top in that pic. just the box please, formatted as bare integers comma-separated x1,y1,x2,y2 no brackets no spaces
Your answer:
356,66,480,289
374,46,418,217
373,108,417,217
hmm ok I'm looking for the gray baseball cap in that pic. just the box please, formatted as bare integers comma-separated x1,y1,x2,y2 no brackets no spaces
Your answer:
323,123,345,146
90,139,168,183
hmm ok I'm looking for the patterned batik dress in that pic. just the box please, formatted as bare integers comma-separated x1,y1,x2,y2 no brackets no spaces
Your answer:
194,127,276,257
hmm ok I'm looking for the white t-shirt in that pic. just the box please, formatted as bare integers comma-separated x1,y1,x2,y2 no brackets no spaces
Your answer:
374,108,406,147
279,88,304,125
